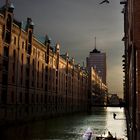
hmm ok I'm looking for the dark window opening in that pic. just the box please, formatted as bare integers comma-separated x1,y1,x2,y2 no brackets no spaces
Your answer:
25,106,29,114
25,41,28,51
19,92,22,103
27,44,31,54
45,84,48,91
27,57,30,65
41,94,43,103
46,55,49,64
14,37,16,45
3,60,8,71
21,54,23,64
5,31,11,44
32,59,34,68
20,77,23,85
26,80,29,88
22,41,24,49
44,95,47,104
32,81,34,87
42,64,44,71
2,73,8,85
13,62,15,72
26,68,30,76
4,46,9,57
45,75,48,81
21,65,23,73
12,75,15,83
2,25,5,39
1,89,7,104
25,93,29,104
6,15,12,31
13,49,16,60
28,31,32,44
45,66,48,73
31,94,35,104
42,72,43,81
32,70,34,76
11,91,14,103
26,31,32,55
38,61,39,68
37,71,39,78
36,94,38,103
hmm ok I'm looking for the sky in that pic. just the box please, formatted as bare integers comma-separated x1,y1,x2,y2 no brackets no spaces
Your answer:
1,0,124,98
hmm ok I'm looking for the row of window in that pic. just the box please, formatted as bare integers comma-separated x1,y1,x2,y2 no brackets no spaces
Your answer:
6,92,75,105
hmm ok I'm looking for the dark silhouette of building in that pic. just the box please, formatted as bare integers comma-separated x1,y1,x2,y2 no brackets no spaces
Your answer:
121,0,140,139
86,38,107,84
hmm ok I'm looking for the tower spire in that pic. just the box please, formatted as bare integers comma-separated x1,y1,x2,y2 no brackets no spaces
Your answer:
94,37,96,49
6,0,9,5
5,0,10,10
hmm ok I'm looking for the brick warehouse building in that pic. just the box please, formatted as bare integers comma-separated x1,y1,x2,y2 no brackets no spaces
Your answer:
0,3,89,124
0,2,107,125
88,67,108,107
121,0,140,139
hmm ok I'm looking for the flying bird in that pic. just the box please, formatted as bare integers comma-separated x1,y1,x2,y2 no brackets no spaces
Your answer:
99,0,110,4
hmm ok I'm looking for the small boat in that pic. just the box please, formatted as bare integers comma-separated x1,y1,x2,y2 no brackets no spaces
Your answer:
83,127,93,140
96,131,124,140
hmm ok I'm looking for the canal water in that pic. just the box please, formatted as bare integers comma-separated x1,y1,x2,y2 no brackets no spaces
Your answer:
0,107,127,140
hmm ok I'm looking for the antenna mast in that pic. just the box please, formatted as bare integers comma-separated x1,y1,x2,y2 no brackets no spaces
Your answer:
94,37,96,49
6,0,9,5
5,0,10,10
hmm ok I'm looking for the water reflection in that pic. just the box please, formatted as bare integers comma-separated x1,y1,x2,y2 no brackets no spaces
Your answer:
0,107,127,140
105,107,127,139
